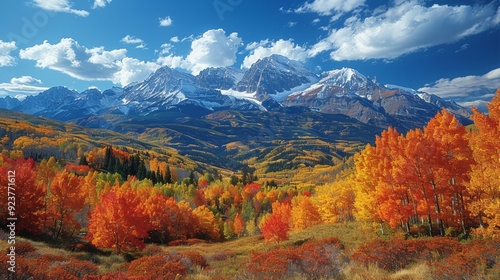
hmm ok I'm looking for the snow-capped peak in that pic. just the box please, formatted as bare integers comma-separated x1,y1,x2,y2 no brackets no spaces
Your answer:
320,68,374,88
385,84,418,94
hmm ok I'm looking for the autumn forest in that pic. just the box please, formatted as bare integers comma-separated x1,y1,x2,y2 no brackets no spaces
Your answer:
1,92,500,279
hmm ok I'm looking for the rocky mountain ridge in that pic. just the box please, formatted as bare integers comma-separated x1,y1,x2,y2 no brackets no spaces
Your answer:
0,54,471,131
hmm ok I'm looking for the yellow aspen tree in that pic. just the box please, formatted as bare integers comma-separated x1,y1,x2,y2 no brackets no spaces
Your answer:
291,195,321,231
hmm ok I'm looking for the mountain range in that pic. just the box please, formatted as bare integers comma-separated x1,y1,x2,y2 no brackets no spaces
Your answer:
0,55,473,173
2,54,471,130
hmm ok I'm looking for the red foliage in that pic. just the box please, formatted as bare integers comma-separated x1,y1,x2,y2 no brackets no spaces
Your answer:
9,242,36,255
0,156,46,235
167,238,205,246
112,147,131,161
260,213,290,243
246,237,347,279
181,251,208,268
198,179,209,188
432,239,500,279
351,237,462,271
47,258,99,279
87,187,150,254
1,253,98,279
243,183,261,196
126,253,188,279
65,164,91,175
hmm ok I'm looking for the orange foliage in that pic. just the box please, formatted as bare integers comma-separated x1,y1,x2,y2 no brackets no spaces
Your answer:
259,212,290,243
351,237,462,271
469,90,500,237
233,212,245,237
432,239,500,279
246,237,347,279
126,253,188,279
291,195,321,231
47,170,86,239
0,156,46,235
87,186,150,254
65,164,91,175
192,205,221,241
354,110,474,235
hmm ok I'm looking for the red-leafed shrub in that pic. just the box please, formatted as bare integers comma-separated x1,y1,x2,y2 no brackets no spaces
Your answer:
126,253,188,279
46,267,79,280
14,254,67,279
52,258,99,278
9,242,36,255
168,238,205,246
181,251,208,269
247,249,289,279
246,237,347,279
2,253,98,279
432,239,500,279
351,237,463,271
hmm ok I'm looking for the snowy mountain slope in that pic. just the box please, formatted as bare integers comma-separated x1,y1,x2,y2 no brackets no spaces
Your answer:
235,54,319,104
283,68,472,130
3,55,473,130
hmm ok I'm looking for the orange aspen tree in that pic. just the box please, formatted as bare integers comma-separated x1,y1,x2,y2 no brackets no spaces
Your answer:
423,109,473,235
233,212,245,237
259,201,292,243
47,170,85,239
87,186,150,254
469,90,500,237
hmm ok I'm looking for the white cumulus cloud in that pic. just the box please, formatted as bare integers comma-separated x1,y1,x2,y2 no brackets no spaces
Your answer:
296,0,365,17
418,68,500,106
157,29,242,75
121,35,144,45
0,76,49,98
242,39,309,69
32,0,89,17
309,1,500,61
121,35,147,49
158,43,174,55
0,40,17,67
156,54,187,70
186,29,242,75
19,38,158,86
159,16,173,27
93,0,112,9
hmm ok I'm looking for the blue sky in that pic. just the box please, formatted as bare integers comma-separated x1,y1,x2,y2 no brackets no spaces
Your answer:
0,0,499,108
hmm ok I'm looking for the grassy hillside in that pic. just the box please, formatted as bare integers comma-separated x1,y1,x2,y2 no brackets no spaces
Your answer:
3,222,498,279
1,107,379,183
0,109,199,171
